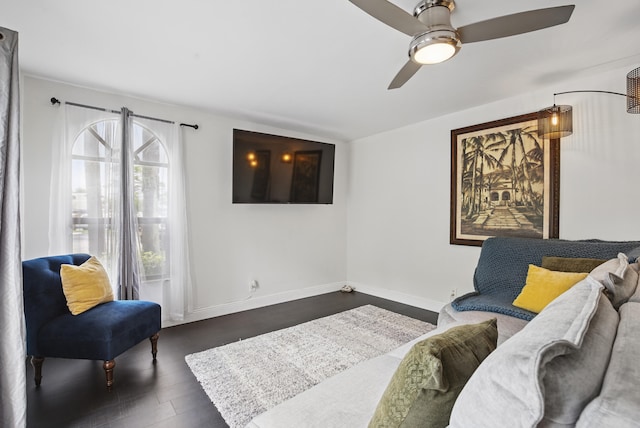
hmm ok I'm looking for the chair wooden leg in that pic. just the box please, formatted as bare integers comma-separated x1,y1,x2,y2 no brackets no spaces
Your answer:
31,356,44,387
150,333,159,362
103,360,116,390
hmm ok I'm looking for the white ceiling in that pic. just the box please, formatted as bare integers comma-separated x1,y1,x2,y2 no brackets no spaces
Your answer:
3,0,640,141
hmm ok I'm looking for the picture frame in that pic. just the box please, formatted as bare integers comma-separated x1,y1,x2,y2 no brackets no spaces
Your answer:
450,112,560,246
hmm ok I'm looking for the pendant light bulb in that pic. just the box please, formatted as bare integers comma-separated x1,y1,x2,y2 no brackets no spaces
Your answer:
537,104,573,139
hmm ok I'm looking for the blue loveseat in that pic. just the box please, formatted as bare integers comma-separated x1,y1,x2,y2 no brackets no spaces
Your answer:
22,253,162,389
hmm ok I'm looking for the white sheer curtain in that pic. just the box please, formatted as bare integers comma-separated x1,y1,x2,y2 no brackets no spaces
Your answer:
49,105,121,285
48,104,80,255
134,117,191,320
50,105,191,320
0,26,26,428
167,125,191,321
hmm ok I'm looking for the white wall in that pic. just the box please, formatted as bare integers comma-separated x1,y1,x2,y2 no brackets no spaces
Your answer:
347,59,640,311
22,76,348,325
22,58,640,323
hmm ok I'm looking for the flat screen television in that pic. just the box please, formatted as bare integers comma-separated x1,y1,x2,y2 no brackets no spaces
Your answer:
232,129,335,204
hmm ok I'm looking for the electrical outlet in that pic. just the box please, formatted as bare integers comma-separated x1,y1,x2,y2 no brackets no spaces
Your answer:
250,280,259,292
449,288,457,302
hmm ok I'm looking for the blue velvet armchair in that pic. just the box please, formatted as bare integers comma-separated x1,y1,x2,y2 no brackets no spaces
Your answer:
22,254,162,389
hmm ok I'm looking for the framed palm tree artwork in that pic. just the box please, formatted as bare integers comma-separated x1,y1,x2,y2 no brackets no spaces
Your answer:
450,112,560,246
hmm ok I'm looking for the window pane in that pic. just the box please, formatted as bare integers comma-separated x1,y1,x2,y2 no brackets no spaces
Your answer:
133,121,169,280
134,165,168,218
139,222,168,279
71,120,117,158
71,119,170,281
133,124,169,165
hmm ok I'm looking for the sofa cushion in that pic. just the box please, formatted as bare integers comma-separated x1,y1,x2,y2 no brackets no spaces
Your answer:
449,278,618,428
452,237,640,321
576,302,640,428
437,303,528,346
512,264,587,313
37,299,161,360
542,256,606,273
627,246,640,262
629,262,640,303
540,291,617,427
368,319,497,428
589,253,639,309
60,256,114,315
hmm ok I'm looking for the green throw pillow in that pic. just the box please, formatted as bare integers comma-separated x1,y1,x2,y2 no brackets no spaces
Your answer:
541,256,606,273
369,319,498,428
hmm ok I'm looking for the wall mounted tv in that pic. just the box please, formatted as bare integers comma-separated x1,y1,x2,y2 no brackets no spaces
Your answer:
232,129,335,204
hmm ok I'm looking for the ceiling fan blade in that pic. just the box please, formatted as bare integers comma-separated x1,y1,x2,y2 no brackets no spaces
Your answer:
388,60,422,89
349,0,428,37
458,5,575,44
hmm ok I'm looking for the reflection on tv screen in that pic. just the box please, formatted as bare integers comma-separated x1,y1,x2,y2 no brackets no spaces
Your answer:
232,129,335,204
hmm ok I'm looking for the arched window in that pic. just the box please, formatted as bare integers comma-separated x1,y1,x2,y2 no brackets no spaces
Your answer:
71,120,169,280
52,104,191,319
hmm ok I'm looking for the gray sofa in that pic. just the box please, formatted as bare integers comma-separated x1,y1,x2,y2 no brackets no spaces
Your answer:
247,237,640,428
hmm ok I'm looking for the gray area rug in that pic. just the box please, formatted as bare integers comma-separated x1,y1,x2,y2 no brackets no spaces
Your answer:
185,304,435,428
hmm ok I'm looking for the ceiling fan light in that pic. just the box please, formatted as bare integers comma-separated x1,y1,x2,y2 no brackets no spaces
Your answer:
410,31,460,65
414,42,455,64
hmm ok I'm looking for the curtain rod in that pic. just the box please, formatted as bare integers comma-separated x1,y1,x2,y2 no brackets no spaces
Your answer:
49,97,199,129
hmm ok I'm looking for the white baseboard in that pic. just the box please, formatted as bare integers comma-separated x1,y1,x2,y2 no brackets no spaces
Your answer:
348,282,447,314
162,281,447,328
162,282,345,327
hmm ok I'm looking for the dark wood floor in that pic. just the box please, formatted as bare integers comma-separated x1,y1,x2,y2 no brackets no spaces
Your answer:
26,291,438,428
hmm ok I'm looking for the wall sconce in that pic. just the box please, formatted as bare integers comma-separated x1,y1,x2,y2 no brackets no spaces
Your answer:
537,66,640,139
281,152,292,163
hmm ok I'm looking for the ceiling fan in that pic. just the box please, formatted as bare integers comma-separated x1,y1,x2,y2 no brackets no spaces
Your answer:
348,0,575,89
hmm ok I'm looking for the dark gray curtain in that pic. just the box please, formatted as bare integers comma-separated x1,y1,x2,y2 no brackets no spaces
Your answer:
0,26,26,427
118,108,141,300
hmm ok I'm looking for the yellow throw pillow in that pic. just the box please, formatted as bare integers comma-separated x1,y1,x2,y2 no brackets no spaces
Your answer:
512,265,588,313
60,256,114,315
